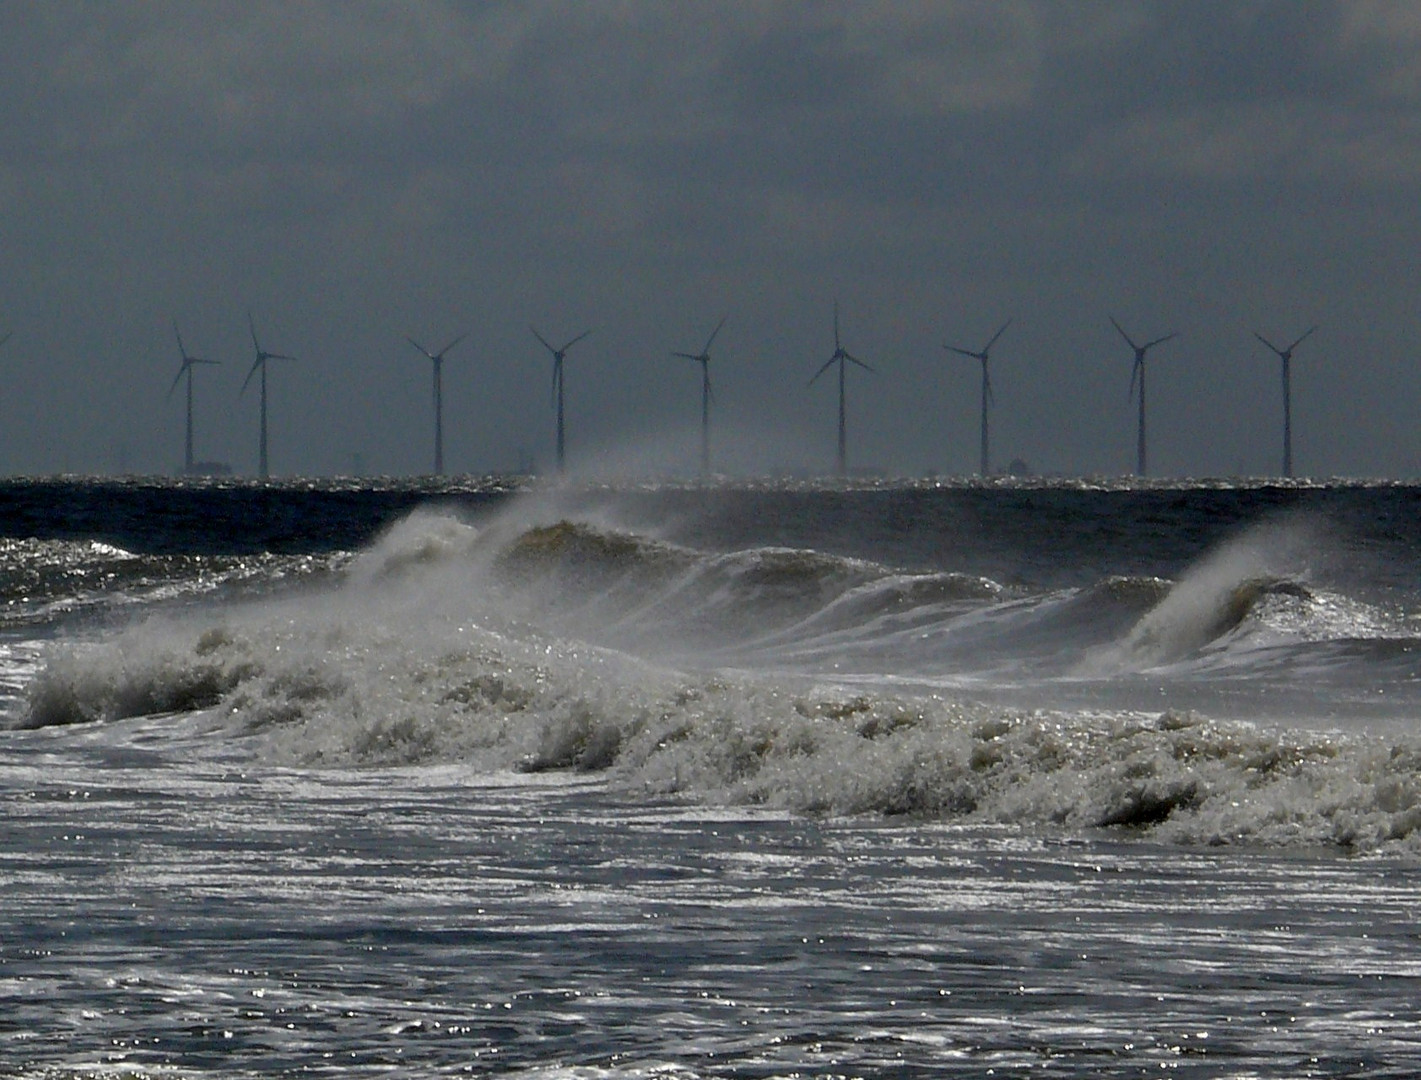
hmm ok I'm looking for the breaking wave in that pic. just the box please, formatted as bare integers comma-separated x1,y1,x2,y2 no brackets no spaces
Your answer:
13,504,1421,851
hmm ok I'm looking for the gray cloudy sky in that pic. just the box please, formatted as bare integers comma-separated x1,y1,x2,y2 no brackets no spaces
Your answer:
3,0,1421,479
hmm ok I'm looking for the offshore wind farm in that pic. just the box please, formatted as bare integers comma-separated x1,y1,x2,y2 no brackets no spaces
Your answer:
2,8,1421,487
95,302,1347,483
10,10,1421,1079
0,291,1380,482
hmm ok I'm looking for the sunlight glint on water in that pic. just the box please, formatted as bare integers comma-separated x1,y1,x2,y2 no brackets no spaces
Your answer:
3,478,1421,1075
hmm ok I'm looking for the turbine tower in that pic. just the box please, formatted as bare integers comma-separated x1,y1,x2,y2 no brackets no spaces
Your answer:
808,301,874,478
166,320,220,475
672,315,727,478
240,312,299,479
405,332,467,476
1253,326,1315,478
530,326,591,473
944,318,1011,476
1110,315,1178,476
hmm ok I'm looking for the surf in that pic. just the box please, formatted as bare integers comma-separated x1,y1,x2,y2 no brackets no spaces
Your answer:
7,495,1421,850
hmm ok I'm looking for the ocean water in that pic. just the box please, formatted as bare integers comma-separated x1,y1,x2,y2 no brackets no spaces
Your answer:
4,476,1421,1077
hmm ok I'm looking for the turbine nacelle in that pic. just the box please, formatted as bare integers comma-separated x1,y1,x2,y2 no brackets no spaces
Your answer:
808,347,874,387
168,356,220,398
944,318,1010,416
241,313,298,395
407,332,468,365
944,317,1012,364
167,319,219,398
1254,326,1317,363
811,303,874,387
671,314,727,368
1110,315,1178,391
241,351,298,395
531,325,591,408
531,326,592,364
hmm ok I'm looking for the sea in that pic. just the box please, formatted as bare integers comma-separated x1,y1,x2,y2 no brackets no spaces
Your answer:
3,475,1421,1078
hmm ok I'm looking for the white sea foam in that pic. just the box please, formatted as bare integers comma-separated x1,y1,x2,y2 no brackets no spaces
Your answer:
12,504,1421,850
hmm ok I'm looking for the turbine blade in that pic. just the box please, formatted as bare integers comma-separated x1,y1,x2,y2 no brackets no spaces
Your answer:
406,336,433,358
983,317,1013,353
173,320,187,358
435,332,468,357
550,357,562,407
240,357,263,396
833,301,841,350
703,314,728,354
166,362,188,399
1253,331,1283,356
265,352,299,362
247,311,262,355
529,326,556,354
1142,332,1178,350
1108,315,1137,351
671,351,699,361
944,345,982,360
1287,326,1317,352
560,329,593,352
1128,358,1140,401
844,351,874,372
807,355,837,387
984,369,995,408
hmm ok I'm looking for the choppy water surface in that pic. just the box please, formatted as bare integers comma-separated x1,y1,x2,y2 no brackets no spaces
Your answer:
5,715,1421,1079
5,478,1421,1076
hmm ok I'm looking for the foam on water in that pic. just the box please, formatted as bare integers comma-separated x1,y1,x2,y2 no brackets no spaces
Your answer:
11,501,1421,851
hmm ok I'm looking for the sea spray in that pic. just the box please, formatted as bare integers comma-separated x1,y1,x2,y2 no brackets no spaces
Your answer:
1078,514,1329,673
14,501,1421,849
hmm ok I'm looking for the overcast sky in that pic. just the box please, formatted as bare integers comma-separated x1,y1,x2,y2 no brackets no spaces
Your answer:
2,0,1420,479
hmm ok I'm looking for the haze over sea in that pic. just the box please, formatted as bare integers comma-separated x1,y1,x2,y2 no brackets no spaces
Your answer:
4,475,1421,1078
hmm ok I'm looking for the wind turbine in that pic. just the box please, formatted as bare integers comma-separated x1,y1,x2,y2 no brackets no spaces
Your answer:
944,318,1011,476
1110,315,1178,476
240,312,299,479
1253,326,1315,478
530,326,591,473
808,301,874,477
405,332,467,475
672,315,726,478
166,320,220,475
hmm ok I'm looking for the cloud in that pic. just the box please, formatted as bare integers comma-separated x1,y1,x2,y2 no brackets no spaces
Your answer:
1068,99,1421,186
3,1,1421,478
1341,1,1421,99
43,2,516,153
